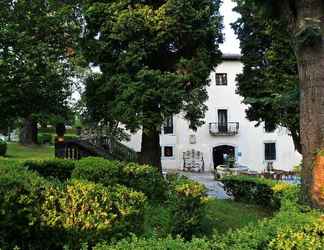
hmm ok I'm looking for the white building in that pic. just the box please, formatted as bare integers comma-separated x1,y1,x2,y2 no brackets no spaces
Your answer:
125,54,301,172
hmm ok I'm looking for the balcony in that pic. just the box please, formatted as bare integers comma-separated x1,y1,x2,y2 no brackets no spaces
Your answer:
209,122,239,136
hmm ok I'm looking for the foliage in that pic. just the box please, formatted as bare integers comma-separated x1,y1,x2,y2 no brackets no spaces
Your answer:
0,1,79,135
23,159,75,181
221,175,280,209
119,162,167,201
72,157,123,186
0,162,147,249
73,157,167,201
42,180,146,249
38,133,53,145
232,1,300,152
94,236,211,250
81,0,223,167
0,139,7,156
168,176,207,240
0,165,51,249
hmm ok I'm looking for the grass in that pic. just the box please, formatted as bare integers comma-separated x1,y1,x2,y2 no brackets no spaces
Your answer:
143,198,271,239
3,143,54,160
201,198,271,236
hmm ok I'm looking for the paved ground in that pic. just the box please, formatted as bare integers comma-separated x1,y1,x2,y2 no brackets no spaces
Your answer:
180,171,231,199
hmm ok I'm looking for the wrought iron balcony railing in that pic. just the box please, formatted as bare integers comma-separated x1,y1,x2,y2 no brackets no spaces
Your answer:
209,122,239,136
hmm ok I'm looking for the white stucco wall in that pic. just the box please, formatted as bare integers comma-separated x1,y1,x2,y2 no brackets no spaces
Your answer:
124,59,302,172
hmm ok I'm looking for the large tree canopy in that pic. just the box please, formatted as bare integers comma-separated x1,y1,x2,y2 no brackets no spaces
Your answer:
235,0,324,208
0,0,79,144
232,1,300,153
82,0,223,170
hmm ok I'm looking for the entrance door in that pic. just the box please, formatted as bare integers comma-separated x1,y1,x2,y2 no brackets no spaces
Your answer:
218,109,228,133
213,145,235,169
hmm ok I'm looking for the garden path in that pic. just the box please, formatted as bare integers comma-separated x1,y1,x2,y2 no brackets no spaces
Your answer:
181,172,231,199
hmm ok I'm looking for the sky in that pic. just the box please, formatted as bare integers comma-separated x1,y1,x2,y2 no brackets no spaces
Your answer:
219,0,241,54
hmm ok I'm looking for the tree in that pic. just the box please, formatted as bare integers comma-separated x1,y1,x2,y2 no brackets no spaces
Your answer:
232,2,301,153
81,0,223,171
235,0,324,208
0,0,79,144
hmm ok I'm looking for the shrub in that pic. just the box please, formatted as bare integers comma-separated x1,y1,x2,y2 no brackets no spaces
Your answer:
42,180,146,249
168,176,207,239
38,133,53,145
0,166,52,249
73,158,167,201
221,175,280,210
23,159,75,181
94,236,211,250
72,157,123,186
119,162,167,201
0,139,7,156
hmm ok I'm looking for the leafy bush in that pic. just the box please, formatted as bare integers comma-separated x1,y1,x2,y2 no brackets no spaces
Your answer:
72,157,123,186
0,166,52,249
73,158,167,201
42,180,146,249
0,139,7,156
221,175,280,210
168,176,207,239
23,159,75,181
94,236,211,250
38,133,53,145
119,162,167,201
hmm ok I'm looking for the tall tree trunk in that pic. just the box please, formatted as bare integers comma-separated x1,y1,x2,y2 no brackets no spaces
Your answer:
139,125,162,173
19,116,38,145
295,0,324,208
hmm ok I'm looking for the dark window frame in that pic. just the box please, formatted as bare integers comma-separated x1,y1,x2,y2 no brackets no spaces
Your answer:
264,142,276,161
164,146,174,157
216,73,228,86
163,116,174,134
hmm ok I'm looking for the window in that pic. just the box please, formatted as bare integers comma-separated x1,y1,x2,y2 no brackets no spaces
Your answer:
163,116,173,134
218,109,228,133
216,73,227,85
265,143,276,161
164,146,173,157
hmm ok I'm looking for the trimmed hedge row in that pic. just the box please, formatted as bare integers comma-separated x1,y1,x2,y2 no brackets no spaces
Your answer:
23,159,75,181
0,139,7,156
0,163,146,250
221,175,281,210
72,157,167,201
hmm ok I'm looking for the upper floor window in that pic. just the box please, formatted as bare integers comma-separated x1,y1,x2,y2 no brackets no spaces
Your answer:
163,116,173,134
216,73,227,85
265,142,276,161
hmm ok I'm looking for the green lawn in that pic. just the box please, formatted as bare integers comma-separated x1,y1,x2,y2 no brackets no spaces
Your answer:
3,143,54,160
201,198,271,236
144,198,271,239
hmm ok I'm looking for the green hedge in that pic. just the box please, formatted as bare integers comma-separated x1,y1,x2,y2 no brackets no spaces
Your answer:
168,176,207,240
0,165,146,249
38,133,53,145
94,236,210,250
23,159,75,181
221,175,281,210
42,180,146,249
0,166,52,249
72,157,167,201
0,139,7,156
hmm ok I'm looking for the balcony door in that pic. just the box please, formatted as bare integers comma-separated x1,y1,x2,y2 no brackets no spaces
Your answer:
218,109,228,133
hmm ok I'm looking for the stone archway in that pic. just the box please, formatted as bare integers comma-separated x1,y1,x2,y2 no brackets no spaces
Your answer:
212,145,235,170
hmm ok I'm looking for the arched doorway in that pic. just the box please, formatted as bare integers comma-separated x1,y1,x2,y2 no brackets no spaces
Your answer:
213,145,235,169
